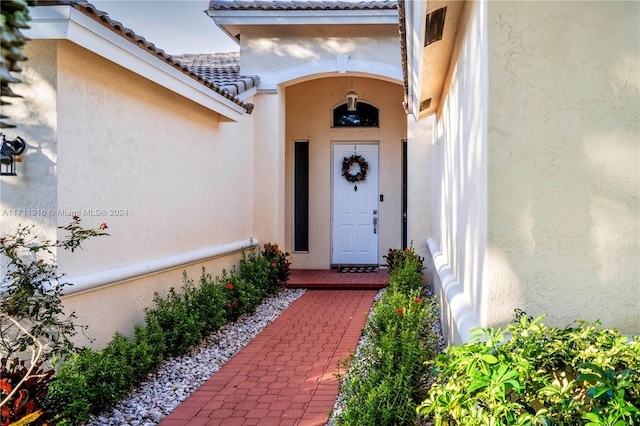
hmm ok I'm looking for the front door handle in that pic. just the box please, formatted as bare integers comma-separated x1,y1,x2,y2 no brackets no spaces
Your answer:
373,216,378,234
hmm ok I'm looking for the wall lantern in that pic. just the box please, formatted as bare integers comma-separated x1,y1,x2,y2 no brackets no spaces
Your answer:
1,134,27,176
345,89,358,112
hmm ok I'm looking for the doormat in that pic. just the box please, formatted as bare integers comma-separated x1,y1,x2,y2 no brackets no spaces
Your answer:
338,265,380,273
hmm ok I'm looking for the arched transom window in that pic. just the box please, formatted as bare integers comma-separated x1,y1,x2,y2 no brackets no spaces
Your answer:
332,102,379,127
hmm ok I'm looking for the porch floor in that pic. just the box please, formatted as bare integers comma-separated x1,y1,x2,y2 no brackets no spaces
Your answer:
158,289,377,425
286,268,390,289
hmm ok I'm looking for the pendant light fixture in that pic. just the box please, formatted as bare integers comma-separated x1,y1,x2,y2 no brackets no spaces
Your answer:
346,77,358,112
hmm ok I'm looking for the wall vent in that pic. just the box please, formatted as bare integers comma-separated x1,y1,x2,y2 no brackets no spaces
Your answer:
420,98,432,111
425,7,447,46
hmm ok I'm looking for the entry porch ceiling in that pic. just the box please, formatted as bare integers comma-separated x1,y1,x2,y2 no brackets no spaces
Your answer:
404,0,465,119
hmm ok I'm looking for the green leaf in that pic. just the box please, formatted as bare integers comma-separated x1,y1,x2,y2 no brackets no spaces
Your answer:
582,412,603,422
481,354,499,364
578,373,602,383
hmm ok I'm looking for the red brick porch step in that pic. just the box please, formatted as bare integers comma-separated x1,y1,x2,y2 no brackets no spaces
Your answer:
286,269,389,289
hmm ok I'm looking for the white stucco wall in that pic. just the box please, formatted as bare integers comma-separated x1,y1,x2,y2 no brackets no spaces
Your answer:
407,115,434,259
487,0,639,333
240,25,401,77
1,40,256,348
1,40,59,260
431,0,488,341
284,77,406,268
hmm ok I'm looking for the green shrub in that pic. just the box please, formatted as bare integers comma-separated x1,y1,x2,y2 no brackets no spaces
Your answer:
44,324,164,425
44,359,93,426
44,336,134,425
337,294,439,425
262,242,291,288
388,259,424,295
0,218,107,425
44,243,291,425
222,272,263,321
417,313,640,425
335,247,440,425
383,246,424,277
145,282,203,357
130,321,165,383
193,269,228,333
238,248,276,296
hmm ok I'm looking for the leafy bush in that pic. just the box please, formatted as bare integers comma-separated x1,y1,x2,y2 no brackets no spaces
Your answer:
43,359,92,426
43,322,166,426
145,283,203,357
129,321,165,384
45,243,291,425
387,252,424,294
262,242,290,287
0,218,107,425
238,248,276,296
417,313,640,425
220,268,264,322
383,246,424,276
193,269,227,334
0,218,107,361
334,248,440,425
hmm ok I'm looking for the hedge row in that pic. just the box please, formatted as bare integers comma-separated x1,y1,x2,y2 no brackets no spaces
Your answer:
42,244,290,426
334,247,441,425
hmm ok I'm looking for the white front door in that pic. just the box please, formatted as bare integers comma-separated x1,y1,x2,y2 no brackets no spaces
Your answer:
332,143,379,265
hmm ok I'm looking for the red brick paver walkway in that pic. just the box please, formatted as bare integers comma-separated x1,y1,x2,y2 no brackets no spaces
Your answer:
159,289,377,426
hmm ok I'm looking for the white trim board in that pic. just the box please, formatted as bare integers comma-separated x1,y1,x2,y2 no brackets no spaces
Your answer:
427,237,481,343
55,238,258,296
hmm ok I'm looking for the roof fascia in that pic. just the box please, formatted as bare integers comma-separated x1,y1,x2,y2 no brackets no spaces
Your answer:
25,5,246,122
206,9,398,26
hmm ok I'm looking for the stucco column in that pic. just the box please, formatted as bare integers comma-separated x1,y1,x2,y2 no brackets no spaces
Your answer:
252,90,286,246
407,115,434,259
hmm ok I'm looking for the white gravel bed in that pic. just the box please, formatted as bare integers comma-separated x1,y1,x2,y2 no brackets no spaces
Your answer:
83,285,444,426
84,288,306,426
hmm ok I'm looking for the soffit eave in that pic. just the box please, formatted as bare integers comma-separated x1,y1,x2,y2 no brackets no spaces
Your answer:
402,0,465,121
26,5,248,121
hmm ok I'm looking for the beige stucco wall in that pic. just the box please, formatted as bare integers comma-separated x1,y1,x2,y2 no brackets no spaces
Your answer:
487,0,639,333
1,40,256,348
240,25,400,76
252,91,287,246
433,0,639,340
54,41,254,275
432,0,489,340
1,40,59,261
284,77,406,268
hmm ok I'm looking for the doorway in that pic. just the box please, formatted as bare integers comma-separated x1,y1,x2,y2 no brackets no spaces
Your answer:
331,143,379,265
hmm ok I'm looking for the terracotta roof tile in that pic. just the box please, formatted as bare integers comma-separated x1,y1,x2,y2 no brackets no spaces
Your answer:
35,1,255,114
172,53,259,97
208,1,397,11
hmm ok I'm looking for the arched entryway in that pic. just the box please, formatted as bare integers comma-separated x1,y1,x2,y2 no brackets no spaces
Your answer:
284,76,407,269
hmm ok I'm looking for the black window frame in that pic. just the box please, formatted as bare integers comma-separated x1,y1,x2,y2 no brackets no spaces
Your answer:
332,102,379,128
